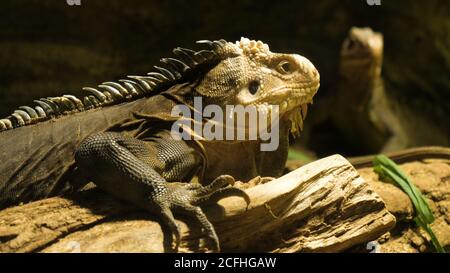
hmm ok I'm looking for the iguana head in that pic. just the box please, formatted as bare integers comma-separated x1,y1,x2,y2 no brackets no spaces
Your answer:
194,37,320,136
339,27,383,81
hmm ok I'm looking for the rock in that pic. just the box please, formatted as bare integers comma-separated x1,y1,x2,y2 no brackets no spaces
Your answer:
368,180,414,221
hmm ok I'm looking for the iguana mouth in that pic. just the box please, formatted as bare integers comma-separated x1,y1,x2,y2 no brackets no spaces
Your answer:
279,84,319,113
248,82,320,107
254,98,314,138
250,79,319,137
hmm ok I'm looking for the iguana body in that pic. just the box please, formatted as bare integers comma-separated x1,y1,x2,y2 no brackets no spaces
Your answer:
326,27,448,154
0,38,320,251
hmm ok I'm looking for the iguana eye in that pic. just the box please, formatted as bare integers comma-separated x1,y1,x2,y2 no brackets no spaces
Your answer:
248,80,260,95
277,61,293,74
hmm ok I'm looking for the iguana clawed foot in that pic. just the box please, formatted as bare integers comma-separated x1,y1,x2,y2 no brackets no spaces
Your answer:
76,132,250,253
158,175,250,252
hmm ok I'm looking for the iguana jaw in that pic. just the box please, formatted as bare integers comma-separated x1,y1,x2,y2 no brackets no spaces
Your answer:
256,92,317,137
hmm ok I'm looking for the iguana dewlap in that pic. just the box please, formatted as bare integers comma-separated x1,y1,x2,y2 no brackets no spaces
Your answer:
0,38,320,251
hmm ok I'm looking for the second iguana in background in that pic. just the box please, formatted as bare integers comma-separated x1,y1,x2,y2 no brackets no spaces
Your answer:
335,27,449,153
305,27,448,156
0,38,320,251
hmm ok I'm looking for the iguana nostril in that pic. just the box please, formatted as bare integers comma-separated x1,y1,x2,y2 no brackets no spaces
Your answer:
249,80,260,95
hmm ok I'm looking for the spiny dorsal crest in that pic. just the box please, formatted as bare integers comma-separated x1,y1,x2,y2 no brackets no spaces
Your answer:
0,38,270,132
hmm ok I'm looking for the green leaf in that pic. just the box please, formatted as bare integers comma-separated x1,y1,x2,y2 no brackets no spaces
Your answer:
373,154,444,253
373,155,434,223
415,217,445,253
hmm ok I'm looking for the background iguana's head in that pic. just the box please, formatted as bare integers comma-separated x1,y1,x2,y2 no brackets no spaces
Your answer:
339,27,383,81
194,37,320,136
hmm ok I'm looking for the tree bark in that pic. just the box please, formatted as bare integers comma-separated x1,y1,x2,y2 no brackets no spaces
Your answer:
0,155,395,253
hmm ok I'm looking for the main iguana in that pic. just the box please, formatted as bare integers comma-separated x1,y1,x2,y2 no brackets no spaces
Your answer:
0,38,320,251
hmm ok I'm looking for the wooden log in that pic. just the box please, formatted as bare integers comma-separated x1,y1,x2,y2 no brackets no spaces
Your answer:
0,155,395,253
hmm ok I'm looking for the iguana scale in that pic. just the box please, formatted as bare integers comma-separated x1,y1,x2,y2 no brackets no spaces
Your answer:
0,38,320,251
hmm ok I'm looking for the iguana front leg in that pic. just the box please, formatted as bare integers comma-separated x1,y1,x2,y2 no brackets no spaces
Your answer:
74,131,248,252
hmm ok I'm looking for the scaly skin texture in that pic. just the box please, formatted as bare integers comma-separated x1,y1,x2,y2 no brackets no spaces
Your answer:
0,38,320,252
333,27,448,153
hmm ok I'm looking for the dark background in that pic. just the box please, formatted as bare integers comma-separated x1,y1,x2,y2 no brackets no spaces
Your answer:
0,0,448,144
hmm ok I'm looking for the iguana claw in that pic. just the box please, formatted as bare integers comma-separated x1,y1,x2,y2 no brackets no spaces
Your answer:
162,175,249,252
